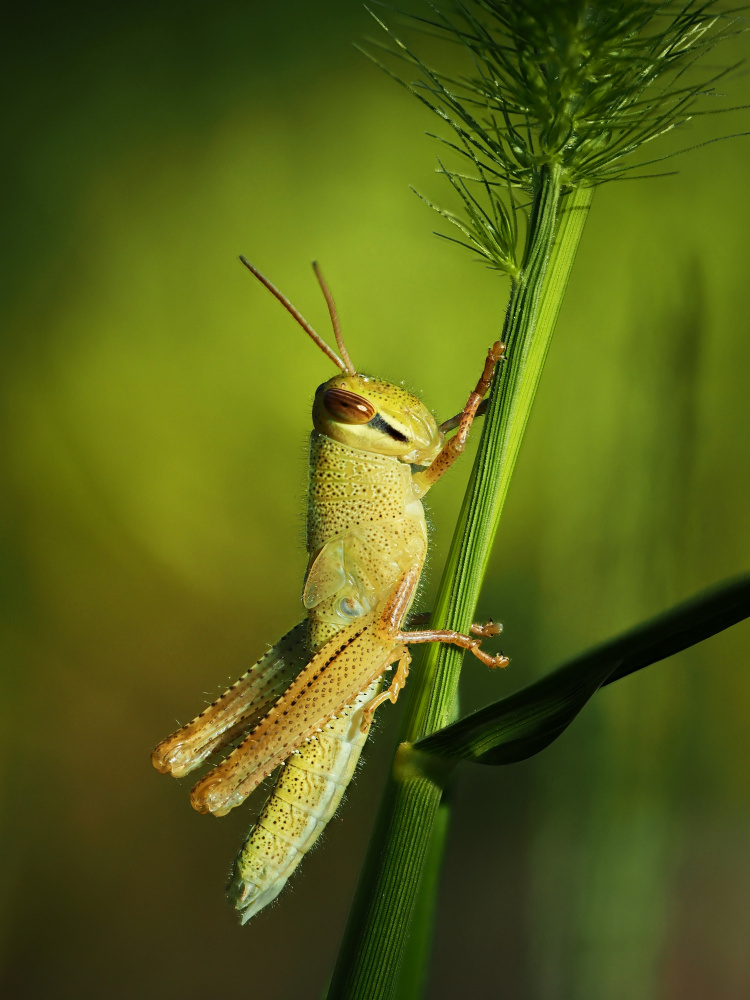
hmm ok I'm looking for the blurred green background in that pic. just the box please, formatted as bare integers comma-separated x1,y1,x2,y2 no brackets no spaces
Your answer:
1,2,749,997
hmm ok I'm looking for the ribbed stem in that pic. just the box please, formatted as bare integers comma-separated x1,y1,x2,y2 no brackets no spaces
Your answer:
391,797,451,1000
327,171,593,1000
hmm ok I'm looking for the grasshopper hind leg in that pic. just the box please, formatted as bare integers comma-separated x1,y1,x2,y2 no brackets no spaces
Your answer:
359,647,411,733
151,621,309,779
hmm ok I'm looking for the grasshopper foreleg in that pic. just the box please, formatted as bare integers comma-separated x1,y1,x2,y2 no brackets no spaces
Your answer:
413,340,506,495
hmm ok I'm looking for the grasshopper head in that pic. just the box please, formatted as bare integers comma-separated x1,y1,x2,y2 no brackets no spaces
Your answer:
239,259,442,465
313,374,443,465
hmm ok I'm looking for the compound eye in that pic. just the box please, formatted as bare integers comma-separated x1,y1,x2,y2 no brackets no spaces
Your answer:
322,388,376,424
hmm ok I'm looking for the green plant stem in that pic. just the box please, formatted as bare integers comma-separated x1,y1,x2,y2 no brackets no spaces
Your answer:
327,169,593,1000
391,797,451,1000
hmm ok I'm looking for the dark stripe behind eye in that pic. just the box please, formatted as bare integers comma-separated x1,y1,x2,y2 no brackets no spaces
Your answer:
369,413,408,443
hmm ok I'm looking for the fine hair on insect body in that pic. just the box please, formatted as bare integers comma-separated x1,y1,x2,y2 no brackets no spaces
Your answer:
151,259,508,922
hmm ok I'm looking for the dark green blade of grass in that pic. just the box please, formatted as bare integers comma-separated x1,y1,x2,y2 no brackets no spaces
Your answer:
412,574,750,764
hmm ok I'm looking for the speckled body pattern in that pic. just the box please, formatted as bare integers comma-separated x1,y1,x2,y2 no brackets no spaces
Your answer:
151,345,504,923
227,680,380,921
225,432,428,920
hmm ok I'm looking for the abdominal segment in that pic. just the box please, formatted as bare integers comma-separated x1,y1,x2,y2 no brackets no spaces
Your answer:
227,679,381,923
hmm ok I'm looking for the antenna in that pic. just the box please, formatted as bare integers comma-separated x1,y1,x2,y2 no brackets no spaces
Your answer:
239,256,348,373
312,262,356,375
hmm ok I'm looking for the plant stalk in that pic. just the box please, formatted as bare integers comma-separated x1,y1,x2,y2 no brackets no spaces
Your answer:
327,170,593,1000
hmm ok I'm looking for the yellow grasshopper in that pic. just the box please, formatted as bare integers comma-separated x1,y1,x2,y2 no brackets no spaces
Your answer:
151,259,508,922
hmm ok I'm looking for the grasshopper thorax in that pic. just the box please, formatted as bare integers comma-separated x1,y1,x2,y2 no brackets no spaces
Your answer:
313,374,443,466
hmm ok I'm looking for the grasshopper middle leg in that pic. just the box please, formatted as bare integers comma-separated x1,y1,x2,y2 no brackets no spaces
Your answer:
380,566,509,672
408,611,502,639
397,627,509,669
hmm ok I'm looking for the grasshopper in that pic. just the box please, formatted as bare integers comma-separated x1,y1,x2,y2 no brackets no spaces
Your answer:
151,259,508,922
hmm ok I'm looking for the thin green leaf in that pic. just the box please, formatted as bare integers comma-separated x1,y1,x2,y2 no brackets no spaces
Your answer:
413,574,750,765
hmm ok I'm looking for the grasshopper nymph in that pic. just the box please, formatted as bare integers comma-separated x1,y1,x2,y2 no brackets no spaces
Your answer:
152,260,508,922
